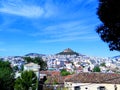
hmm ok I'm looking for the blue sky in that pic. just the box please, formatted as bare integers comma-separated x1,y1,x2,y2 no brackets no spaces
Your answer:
0,0,119,57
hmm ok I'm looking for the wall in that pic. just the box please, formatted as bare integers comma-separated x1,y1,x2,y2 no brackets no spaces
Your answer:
65,82,120,90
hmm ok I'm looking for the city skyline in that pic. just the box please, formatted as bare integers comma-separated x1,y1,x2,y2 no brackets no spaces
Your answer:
0,0,119,57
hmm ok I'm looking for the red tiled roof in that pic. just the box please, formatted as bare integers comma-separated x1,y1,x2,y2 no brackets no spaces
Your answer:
40,71,60,76
40,71,75,84
65,72,120,84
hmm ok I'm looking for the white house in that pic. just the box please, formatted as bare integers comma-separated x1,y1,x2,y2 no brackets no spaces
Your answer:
24,62,40,80
65,72,120,90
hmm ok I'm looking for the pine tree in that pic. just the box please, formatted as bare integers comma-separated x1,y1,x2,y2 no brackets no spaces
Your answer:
96,0,120,51
14,70,38,90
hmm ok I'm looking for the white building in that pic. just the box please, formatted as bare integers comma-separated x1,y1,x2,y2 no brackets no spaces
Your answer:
65,73,120,90
24,63,40,80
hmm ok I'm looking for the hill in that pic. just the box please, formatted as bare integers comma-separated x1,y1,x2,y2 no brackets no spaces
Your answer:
56,48,79,56
25,53,45,57
112,55,120,60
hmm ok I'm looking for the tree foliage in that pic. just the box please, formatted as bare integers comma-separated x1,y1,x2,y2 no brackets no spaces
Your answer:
93,66,101,72
100,62,106,67
14,70,38,90
96,0,120,51
24,57,47,70
58,51,79,56
13,65,19,72
0,61,14,90
60,69,71,76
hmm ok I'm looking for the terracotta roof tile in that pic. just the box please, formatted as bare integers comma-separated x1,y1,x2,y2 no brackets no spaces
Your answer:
65,73,120,84
40,71,76,84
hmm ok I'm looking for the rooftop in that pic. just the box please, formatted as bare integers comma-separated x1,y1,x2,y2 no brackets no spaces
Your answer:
65,72,120,84
24,62,40,67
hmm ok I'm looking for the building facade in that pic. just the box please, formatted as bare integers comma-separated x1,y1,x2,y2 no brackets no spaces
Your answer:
65,73,120,90
24,62,40,80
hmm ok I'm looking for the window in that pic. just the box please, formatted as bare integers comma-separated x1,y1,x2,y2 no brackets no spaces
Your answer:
74,86,80,90
114,85,117,90
97,86,105,90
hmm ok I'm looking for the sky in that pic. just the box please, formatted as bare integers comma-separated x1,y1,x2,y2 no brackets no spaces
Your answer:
0,0,119,57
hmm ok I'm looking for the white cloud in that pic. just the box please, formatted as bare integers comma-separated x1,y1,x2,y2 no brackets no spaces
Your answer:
43,1,59,18
32,20,99,43
0,1,44,18
0,0,99,43
38,36,99,43
31,20,96,37
0,0,98,19
0,0,62,19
